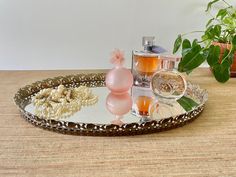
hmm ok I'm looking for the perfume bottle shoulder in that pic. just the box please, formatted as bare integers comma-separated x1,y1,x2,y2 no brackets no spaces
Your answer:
133,50,159,57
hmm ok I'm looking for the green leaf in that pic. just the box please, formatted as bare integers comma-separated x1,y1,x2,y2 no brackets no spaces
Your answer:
212,62,230,83
223,17,234,26
173,35,182,54
206,45,221,67
178,44,206,73
232,35,236,46
201,35,208,41
206,0,220,12
221,49,234,66
192,39,198,47
214,25,222,37
206,18,214,27
177,96,199,112
217,9,228,19
203,25,222,41
212,49,232,83
182,39,191,49
182,39,191,57
205,25,215,40
202,48,210,59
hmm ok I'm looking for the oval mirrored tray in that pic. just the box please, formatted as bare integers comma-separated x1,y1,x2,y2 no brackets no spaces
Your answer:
14,73,208,136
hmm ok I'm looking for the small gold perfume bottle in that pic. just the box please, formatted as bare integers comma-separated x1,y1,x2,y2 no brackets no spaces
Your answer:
132,37,161,87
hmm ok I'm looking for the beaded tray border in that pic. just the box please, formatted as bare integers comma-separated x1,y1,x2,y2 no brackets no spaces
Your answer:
14,73,208,136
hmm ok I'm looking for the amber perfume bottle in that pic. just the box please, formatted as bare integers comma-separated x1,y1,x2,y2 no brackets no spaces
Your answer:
131,86,155,119
132,37,162,87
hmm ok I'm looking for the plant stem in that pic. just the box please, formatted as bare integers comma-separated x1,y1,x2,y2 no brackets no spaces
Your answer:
222,0,231,7
221,40,233,63
182,31,205,36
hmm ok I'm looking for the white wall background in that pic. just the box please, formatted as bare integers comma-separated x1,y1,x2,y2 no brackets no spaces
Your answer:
0,0,234,70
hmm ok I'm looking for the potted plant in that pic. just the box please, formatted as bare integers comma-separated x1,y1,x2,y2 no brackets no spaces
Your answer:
173,0,236,83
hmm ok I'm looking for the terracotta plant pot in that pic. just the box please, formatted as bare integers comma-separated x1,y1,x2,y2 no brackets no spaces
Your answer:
212,42,236,77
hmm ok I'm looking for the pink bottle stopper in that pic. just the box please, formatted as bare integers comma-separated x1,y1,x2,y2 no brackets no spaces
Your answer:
105,49,133,94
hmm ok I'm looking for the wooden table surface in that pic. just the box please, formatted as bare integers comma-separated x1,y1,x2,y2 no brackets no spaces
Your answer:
0,69,236,177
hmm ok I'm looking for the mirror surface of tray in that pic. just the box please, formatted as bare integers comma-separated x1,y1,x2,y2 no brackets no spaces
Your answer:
14,73,208,136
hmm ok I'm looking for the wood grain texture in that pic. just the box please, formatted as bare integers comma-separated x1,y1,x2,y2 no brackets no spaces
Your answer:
0,69,236,177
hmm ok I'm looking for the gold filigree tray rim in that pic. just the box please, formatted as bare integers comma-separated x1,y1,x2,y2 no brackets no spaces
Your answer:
14,72,208,136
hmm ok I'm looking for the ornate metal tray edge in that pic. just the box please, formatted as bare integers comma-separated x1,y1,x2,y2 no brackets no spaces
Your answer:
14,73,208,136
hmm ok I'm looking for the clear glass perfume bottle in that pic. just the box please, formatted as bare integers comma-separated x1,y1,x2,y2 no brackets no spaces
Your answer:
132,37,161,87
151,55,186,100
149,55,187,119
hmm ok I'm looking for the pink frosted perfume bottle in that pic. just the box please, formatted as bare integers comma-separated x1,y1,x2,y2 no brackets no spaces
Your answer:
105,49,133,125
132,37,165,87
106,49,133,94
